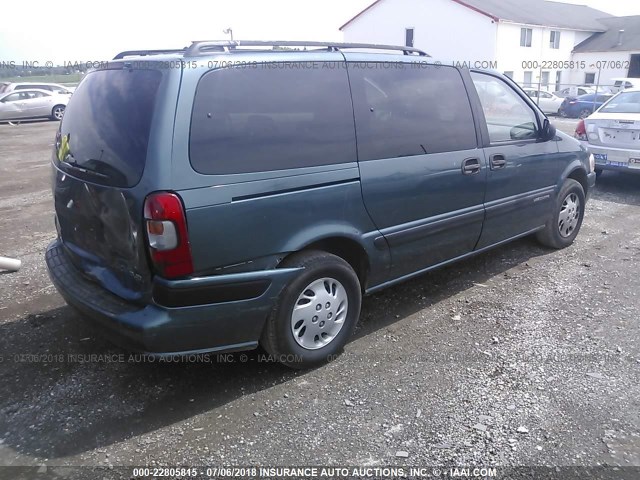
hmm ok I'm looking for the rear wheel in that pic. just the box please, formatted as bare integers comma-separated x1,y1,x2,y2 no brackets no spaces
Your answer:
51,105,65,121
536,179,585,249
261,250,361,369
579,108,591,119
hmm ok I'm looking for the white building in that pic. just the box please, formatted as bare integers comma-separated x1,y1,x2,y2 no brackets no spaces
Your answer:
570,16,640,88
340,0,611,91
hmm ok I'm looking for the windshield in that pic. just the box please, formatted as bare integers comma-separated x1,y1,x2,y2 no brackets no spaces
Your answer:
55,68,162,187
600,91,640,114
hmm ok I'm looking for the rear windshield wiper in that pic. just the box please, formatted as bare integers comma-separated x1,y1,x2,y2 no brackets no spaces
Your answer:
61,156,110,180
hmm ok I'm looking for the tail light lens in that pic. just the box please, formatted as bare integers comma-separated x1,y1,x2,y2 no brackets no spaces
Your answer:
143,192,194,279
575,119,587,140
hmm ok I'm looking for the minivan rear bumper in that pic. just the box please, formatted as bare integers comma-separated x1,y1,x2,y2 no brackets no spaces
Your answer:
45,240,300,355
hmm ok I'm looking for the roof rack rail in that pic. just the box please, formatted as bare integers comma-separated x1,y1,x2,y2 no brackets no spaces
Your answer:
184,40,429,57
113,49,187,60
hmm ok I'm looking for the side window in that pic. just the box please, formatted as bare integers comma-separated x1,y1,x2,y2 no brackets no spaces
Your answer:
2,93,21,102
540,91,552,99
471,72,539,143
190,62,356,174
349,64,477,161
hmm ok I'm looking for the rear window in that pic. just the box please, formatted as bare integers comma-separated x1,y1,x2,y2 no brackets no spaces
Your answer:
56,69,162,187
600,91,640,114
189,62,356,175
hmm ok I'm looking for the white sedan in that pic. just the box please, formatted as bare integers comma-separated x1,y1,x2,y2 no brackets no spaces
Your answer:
584,88,640,176
523,89,564,115
0,89,69,122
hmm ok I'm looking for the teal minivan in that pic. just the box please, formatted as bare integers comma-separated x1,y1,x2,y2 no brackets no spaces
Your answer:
46,41,596,368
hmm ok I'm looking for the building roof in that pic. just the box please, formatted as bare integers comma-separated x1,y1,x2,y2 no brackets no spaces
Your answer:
340,0,611,32
573,16,640,52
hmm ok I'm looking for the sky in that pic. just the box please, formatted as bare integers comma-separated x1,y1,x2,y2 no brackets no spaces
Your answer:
1,0,639,64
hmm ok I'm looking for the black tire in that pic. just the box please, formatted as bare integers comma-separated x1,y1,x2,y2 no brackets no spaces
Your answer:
261,250,362,369
579,109,591,119
595,168,603,178
51,105,65,121
536,179,585,249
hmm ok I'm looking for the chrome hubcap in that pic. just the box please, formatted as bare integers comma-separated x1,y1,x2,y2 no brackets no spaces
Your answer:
290,277,348,350
558,193,580,238
54,107,64,120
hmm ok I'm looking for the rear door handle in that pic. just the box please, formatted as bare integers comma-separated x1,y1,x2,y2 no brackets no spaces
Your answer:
490,154,507,170
462,158,481,175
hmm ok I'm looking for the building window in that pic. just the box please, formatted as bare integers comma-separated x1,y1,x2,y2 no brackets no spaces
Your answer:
555,71,562,91
523,71,533,87
520,28,533,47
584,73,596,85
541,71,550,87
504,71,514,79
405,28,414,48
550,31,561,49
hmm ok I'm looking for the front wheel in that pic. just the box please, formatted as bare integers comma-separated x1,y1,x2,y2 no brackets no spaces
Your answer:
536,179,585,249
51,105,65,121
261,250,362,369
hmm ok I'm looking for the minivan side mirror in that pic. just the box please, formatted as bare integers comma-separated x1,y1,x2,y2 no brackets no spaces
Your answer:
540,118,556,142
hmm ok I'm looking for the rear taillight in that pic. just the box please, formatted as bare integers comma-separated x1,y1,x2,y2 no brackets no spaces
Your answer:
143,192,194,279
574,119,587,140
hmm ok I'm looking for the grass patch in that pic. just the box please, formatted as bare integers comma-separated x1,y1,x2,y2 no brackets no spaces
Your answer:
1,74,82,86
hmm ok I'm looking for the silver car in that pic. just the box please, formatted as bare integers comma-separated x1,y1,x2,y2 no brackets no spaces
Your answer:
0,82,75,95
0,89,69,121
584,88,640,176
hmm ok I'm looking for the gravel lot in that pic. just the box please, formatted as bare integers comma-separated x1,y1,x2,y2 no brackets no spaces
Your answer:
0,119,639,476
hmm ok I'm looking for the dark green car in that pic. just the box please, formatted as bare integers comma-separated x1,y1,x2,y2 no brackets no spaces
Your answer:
45,41,596,368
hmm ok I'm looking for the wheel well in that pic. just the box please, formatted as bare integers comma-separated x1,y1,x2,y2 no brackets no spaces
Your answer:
567,168,588,195
297,237,370,290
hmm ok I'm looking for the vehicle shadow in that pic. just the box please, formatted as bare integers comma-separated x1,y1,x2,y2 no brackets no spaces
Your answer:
0,236,550,459
592,171,640,207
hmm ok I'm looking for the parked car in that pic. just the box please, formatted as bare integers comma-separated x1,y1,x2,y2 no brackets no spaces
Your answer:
554,86,595,98
611,78,640,93
559,93,613,118
0,82,74,95
523,88,563,115
583,88,640,176
45,41,596,369
0,89,68,121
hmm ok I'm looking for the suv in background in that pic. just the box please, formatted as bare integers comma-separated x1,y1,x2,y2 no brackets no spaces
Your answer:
45,41,596,369
0,82,74,95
